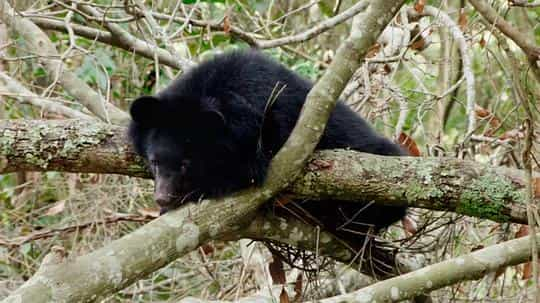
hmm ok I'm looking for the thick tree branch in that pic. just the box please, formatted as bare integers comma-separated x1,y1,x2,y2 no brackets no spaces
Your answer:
319,233,540,302
0,119,531,224
263,1,405,193
0,120,146,177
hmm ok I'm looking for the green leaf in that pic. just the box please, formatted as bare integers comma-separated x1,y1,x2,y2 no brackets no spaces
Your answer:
33,67,47,78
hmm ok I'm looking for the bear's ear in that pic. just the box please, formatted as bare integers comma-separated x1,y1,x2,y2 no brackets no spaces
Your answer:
200,97,225,129
130,96,163,126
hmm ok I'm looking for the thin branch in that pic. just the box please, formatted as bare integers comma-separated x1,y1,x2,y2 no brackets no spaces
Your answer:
76,4,194,71
0,71,95,120
468,0,540,81
0,214,151,248
150,11,261,47
509,0,540,7
416,5,476,138
131,0,183,60
171,234,540,302
255,1,369,49
29,17,114,45
150,1,369,49
29,17,191,71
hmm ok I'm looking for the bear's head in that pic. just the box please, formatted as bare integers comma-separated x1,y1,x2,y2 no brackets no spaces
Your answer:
128,94,267,213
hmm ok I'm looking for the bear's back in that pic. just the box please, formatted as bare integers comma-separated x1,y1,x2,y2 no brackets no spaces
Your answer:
159,50,405,157
160,51,312,114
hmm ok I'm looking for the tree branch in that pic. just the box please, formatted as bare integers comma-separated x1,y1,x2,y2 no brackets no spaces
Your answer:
0,0,129,125
468,0,540,81
149,1,369,49
182,233,540,302
29,16,193,71
76,4,194,71
414,5,476,137
0,71,96,120
0,119,531,224
255,1,369,49
319,233,540,302
510,0,540,7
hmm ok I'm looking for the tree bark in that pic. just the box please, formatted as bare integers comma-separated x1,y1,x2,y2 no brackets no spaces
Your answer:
0,120,530,224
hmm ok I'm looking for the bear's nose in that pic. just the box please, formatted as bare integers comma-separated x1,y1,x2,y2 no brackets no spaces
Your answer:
154,192,173,207
159,206,170,215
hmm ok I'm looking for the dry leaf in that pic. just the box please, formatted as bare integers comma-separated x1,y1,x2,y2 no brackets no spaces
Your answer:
398,132,421,156
494,266,506,278
516,225,530,238
280,287,290,303
201,243,215,255
535,178,540,198
366,43,381,58
44,201,66,216
410,38,427,51
414,0,426,13
402,216,418,235
515,226,532,279
293,273,303,302
475,105,501,135
274,194,294,207
269,255,286,285
223,14,231,34
458,8,467,31
522,262,532,280
479,36,486,48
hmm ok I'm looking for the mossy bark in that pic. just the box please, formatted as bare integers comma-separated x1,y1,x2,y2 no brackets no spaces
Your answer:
0,120,530,224
292,150,530,224
0,120,147,177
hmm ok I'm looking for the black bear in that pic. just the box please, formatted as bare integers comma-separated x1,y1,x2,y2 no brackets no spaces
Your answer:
129,50,407,268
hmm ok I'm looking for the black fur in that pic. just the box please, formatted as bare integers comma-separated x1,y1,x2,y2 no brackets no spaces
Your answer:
129,50,407,242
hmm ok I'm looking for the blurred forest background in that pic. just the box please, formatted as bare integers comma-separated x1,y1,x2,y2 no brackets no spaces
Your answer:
0,0,539,302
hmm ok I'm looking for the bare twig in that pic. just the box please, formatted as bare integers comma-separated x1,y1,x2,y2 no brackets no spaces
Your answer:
0,214,151,248
468,0,540,81
419,5,476,138
151,1,369,49
0,71,95,120
0,0,129,124
509,0,540,7
77,3,194,71
256,1,369,49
